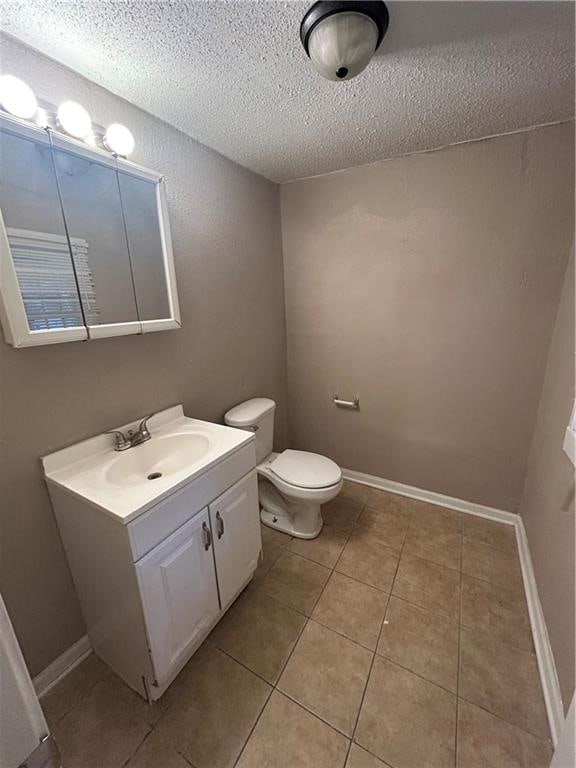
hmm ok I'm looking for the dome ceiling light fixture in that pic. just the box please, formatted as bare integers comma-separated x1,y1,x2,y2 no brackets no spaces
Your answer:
300,0,389,82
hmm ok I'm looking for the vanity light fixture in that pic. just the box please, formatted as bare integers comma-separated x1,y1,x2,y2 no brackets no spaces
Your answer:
57,100,92,139
104,123,135,156
0,81,136,157
300,0,389,81
0,75,37,119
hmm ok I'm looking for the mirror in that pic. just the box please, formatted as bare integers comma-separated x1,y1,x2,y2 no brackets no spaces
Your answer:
0,113,180,347
51,137,139,328
117,167,172,322
0,121,87,340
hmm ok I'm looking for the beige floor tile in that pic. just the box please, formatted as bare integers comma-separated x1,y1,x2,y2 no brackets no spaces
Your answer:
289,524,349,567
341,480,371,506
462,515,517,553
461,574,533,651
462,538,524,593
127,730,190,768
410,500,463,532
404,520,462,571
322,496,364,532
457,699,553,768
392,553,461,619
53,673,151,768
237,690,349,768
364,488,416,515
377,596,458,691
261,523,292,548
212,589,306,683
356,656,457,768
312,571,388,650
40,652,107,729
157,645,270,768
346,743,390,768
459,627,549,739
336,532,399,592
260,550,330,615
252,539,284,583
355,507,410,551
278,620,372,736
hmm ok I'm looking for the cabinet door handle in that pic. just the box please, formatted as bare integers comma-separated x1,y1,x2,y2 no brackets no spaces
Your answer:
216,511,224,539
202,521,212,551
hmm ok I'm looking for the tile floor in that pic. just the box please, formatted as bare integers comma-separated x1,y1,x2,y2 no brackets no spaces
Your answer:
41,481,553,768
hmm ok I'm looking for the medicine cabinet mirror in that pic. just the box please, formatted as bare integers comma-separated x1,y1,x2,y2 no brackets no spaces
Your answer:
0,113,180,347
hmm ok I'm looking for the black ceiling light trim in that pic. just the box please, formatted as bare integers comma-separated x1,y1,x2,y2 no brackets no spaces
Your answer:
300,1,390,57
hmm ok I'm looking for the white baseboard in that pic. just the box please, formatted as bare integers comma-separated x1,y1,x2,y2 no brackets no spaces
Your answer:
342,468,518,524
33,634,92,699
515,518,564,745
343,467,564,745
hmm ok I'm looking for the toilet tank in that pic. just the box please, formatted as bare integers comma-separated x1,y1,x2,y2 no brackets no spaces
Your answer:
224,398,276,463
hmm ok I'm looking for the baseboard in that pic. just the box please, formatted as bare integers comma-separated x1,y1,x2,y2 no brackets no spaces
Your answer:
515,518,564,745
343,467,564,745
33,634,92,699
342,468,518,524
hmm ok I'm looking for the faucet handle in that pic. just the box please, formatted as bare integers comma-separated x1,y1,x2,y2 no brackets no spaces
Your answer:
106,430,131,451
138,413,154,439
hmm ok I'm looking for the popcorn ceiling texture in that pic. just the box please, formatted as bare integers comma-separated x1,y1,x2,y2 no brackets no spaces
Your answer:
0,1,574,182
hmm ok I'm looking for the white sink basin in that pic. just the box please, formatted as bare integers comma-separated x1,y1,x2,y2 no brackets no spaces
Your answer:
42,405,255,522
106,433,212,486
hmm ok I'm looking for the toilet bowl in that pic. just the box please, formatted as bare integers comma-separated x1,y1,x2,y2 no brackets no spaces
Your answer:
224,398,342,539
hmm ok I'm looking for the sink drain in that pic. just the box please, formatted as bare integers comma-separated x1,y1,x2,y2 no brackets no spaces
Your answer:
147,472,162,480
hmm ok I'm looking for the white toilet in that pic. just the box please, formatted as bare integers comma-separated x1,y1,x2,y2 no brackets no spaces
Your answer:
224,398,342,539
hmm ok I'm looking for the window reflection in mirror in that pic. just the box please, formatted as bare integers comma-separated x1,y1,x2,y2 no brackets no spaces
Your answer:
0,126,86,331
51,144,139,326
117,170,171,321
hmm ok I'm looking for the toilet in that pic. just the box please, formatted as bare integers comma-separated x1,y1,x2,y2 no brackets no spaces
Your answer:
224,398,342,539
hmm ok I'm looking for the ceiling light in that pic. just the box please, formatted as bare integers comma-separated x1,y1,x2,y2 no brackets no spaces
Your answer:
300,1,389,81
104,123,135,156
57,101,92,139
0,75,38,119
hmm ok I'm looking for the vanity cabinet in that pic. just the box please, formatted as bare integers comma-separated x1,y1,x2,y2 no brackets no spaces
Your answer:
136,508,220,686
209,474,260,610
135,472,260,687
44,422,261,702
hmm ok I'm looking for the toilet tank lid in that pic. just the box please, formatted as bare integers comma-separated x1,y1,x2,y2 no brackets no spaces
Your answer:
224,398,276,427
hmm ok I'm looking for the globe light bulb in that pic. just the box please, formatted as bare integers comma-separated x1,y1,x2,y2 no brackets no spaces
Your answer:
57,101,92,139
104,123,135,156
0,75,37,119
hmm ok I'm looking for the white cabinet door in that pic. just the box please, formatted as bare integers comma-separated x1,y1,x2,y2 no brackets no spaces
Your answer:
209,471,261,609
136,508,219,685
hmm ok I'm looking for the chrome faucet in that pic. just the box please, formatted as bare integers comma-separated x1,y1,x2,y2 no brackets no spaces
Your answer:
107,414,154,451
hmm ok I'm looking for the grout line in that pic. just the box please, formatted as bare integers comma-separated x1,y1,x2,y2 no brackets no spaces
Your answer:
372,653,458,699
234,504,360,767
456,693,553,744
343,502,412,764
45,666,107,731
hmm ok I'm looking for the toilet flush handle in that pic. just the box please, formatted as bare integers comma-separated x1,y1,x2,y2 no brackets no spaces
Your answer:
333,396,360,410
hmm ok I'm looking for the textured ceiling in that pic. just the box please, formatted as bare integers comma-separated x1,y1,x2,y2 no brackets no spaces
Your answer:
0,1,574,182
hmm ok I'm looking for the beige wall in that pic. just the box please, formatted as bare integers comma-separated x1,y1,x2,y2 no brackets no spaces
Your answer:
281,123,574,512
0,36,288,676
520,251,575,711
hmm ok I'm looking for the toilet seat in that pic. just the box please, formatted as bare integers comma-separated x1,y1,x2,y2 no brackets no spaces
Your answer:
269,449,341,489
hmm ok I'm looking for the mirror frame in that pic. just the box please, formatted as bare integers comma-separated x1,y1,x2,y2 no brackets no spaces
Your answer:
0,113,181,348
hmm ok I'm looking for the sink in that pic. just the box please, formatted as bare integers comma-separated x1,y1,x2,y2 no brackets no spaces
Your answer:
105,433,212,486
41,405,256,522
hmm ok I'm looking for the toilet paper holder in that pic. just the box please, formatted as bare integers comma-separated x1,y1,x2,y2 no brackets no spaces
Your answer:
333,395,360,410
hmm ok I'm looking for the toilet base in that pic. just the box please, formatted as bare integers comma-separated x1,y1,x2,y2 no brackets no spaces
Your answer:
260,503,323,540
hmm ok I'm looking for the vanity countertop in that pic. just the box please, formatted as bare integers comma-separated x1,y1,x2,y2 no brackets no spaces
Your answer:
42,405,254,523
